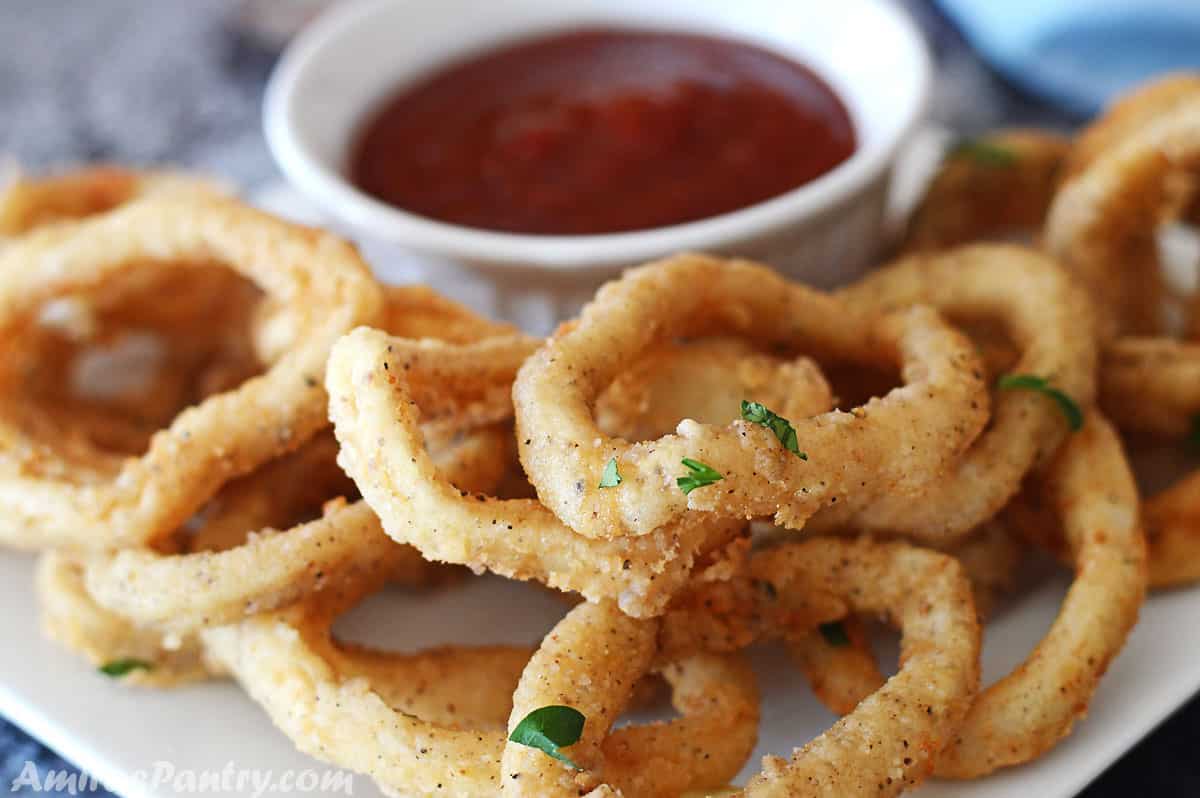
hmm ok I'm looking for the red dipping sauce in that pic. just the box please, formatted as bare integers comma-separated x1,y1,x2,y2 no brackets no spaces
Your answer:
350,28,856,236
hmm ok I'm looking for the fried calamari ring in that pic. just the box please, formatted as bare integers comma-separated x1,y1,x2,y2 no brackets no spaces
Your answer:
0,165,223,237
1063,73,1200,181
0,195,383,550
514,254,988,538
205,575,758,797
328,327,744,618
786,520,1025,718
1095,338,1200,587
1100,337,1200,437
81,420,506,635
903,129,1071,251
1045,91,1200,336
36,552,218,687
1012,446,1200,592
784,616,880,717
380,284,520,343
607,536,980,797
934,414,1146,778
501,600,759,798
16,264,264,457
596,336,834,441
808,244,1096,542
1141,471,1200,588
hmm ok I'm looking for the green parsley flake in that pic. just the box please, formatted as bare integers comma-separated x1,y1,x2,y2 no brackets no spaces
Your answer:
598,457,622,489
741,401,806,458
996,374,1083,431
677,458,723,495
98,658,153,678
508,705,586,769
948,137,1018,167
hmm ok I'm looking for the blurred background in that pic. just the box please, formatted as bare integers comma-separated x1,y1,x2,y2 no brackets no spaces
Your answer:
0,0,1197,795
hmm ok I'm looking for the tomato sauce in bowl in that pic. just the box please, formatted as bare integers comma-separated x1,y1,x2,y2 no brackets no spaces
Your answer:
349,28,856,236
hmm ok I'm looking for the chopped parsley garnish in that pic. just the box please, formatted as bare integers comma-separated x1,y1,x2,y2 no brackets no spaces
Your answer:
677,458,723,495
98,658,153,678
996,374,1083,431
508,705,586,769
598,457,622,489
818,621,850,648
741,401,806,458
948,137,1017,167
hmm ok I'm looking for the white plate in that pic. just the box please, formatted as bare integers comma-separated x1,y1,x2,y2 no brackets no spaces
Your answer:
2,176,1198,798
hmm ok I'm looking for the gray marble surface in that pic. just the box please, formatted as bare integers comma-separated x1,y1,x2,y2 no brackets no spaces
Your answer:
0,1,1195,795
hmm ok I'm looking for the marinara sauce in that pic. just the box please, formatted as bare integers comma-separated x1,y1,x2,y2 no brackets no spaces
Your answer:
350,29,856,235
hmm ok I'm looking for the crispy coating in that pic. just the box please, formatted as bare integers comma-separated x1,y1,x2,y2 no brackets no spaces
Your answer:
657,537,982,797
207,576,759,797
81,419,507,636
596,336,834,441
1045,86,1200,336
501,600,759,798
1142,470,1200,589
328,327,744,618
514,253,988,538
935,414,1146,777
1095,337,1200,588
36,551,218,687
785,616,881,717
1064,73,1200,181
1100,337,1200,438
903,129,1071,251
0,165,223,237
0,195,384,549
13,263,264,457
787,519,1026,718
810,244,1097,542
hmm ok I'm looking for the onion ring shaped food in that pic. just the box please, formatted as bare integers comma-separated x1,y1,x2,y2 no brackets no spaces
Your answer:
379,284,520,343
0,165,224,237
583,536,980,797
501,600,759,798
784,616,881,717
934,414,1146,778
327,327,744,618
1045,92,1200,336
1141,471,1200,588
513,254,988,538
204,577,758,797
1096,338,1200,587
903,129,1071,251
809,244,1096,542
1063,73,1200,181
733,538,979,796
1100,337,1200,438
786,520,1025,718
0,195,383,550
82,420,507,635
36,552,218,687
85,500,398,635
596,337,834,441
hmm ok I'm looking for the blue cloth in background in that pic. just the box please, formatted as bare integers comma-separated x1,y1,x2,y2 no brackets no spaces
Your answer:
935,0,1200,115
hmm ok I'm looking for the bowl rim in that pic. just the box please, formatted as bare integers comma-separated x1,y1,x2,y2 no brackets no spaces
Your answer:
264,0,932,270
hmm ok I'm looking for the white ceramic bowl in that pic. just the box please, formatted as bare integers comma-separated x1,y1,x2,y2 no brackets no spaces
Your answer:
265,0,931,317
